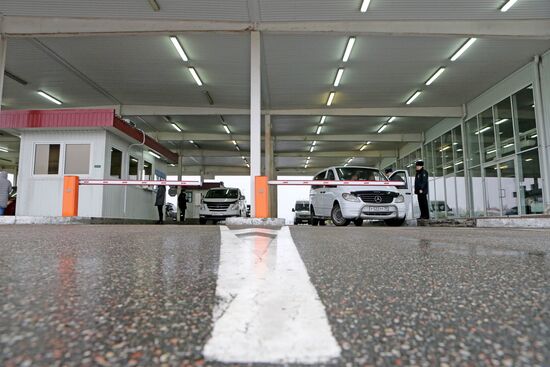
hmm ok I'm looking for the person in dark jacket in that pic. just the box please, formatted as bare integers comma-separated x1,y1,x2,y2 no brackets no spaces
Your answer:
414,161,430,220
0,171,12,216
177,190,187,223
155,185,166,224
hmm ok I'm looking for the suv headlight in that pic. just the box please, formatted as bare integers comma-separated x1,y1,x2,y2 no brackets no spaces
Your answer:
342,193,360,202
394,194,405,203
229,203,240,210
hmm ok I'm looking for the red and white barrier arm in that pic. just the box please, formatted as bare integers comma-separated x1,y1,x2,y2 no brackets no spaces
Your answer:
268,180,406,187
79,179,202,186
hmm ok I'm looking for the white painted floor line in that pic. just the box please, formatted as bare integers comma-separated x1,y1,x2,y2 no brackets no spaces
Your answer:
203,226,341,364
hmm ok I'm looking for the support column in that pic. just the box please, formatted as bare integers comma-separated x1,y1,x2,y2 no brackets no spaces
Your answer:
250,31,262,217
264,115,277,217
0,35,7,111
176,151,183,221
534,55,550,214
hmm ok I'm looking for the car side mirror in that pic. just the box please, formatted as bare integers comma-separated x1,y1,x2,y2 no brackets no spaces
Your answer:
292,208,295,212
240,195,245,200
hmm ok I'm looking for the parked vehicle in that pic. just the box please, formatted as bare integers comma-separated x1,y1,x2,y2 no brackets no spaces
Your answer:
292,200,310,225
309,166,410,227
199,188,247,224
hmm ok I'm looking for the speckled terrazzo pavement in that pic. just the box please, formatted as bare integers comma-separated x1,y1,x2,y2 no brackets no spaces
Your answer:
0,225,549,367
291,227,549,367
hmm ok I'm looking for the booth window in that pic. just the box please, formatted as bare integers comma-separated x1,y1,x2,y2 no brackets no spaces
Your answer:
142,161,152,180
110,148,122,178
129,156,139,180
34,144,60,175
65,144,91,175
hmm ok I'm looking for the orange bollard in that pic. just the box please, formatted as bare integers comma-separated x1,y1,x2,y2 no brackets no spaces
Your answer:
62,176,79,217
254,176,269,218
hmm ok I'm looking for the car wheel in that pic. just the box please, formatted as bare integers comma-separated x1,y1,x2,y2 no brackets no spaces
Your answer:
331,203,350,226
385,217,406,227
353,219,363,226
199,218,207,225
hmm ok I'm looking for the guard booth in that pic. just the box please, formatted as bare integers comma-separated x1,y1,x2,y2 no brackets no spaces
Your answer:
0,109,178,220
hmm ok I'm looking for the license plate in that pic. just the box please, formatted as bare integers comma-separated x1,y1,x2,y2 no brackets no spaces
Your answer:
365,206,386,212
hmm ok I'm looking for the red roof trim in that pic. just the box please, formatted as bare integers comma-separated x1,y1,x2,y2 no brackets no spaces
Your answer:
0,109,178,163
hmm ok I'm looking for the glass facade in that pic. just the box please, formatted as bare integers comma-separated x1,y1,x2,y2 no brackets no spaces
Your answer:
392,85,543,218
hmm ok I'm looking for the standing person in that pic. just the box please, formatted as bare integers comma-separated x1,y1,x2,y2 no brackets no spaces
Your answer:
414,161,430,220
155,185,166,224
177,190,187,224
384,168,393,177
0,171,12,216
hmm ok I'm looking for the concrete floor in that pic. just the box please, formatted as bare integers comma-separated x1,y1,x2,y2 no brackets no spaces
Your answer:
0,225,548,366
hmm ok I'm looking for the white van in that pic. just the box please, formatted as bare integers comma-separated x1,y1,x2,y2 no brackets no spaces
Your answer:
199,188,247,224
309,166,411,226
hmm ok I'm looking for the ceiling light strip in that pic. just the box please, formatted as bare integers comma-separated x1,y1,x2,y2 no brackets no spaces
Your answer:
326,92,335,106
450,38,477,62
333,68,344,87
501,0,519,12
37,90,62,105
188,67,203,86
170,36,189,62
425,67,446,86
406,91,422,105
360,0,372,12
342,37,356,63
171,123,182,132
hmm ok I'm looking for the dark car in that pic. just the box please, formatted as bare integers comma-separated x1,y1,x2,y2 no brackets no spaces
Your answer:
5,186,16,216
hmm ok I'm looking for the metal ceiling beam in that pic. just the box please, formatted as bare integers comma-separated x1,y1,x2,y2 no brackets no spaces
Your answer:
155,132,423,142
178,149,397,158
123,105,461,117
4,17,550,39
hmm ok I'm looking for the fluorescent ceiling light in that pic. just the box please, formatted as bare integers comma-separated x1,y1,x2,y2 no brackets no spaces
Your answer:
425,67,446,86
0,146,8,153
342,37,356,63
450,38,477,62
170,163,176,167
360,145,367,151
406,91,422,105
487,149,497,154
388,116,396,123
312,141,317,146
503,143,514,148
495,118,509,125
5,70,28,86
444,165,453,170
333,68,344,87
475,126,492,135
320,116,326,125
525,158,533,162
455,161,464,166
148,0,160,11
316,125,323,135
360,0,372,12
232,140,237,145
531,134,538,138
37,90,62,105
170,36,189,62
326,92,335,106
246,163,250,168
235,145,240,151
344,163,349,167
223,125,231,134
501,0,519,12
457,148,463,152
188,67,203,86
149,151,161,159
310,146,315,153
440,146,451,152
307,156,311,160
189,140,194,144
377,124,387,134
131,158,138,162
171,123,181,132
305,164,308,169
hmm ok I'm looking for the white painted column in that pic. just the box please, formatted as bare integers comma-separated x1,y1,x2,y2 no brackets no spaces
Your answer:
250,31,262,217
0,35,7,110
534,55,550,213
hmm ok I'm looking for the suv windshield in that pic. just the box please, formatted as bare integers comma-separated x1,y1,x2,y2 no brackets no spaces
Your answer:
205,189,239,199
295,203,309,211
336,167,385,181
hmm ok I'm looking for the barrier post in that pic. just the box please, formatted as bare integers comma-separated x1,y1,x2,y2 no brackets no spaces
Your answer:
255,176,269,218
62,176,79,217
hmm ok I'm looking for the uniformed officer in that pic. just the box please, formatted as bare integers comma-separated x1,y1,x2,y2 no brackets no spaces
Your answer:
414,161,430,220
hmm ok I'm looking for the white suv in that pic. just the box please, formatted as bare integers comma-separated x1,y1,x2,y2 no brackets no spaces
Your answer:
309,166,411,226
199,188,247,224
